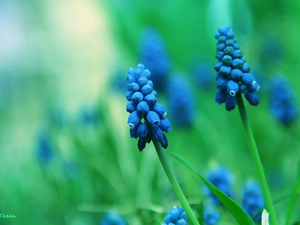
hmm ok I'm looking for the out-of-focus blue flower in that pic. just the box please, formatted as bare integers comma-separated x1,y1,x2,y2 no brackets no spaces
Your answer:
139,27,171,92
203,203,220,225
242,181,264,222
193,62,214,89
100,212,126,225
260,36,283,63
167,75,195,127
79,106,99,126
269,77,298,126
205,166,233,205
162,206,188,225
36,130,53,165
214,26,260,111
111,69,127,92
126,64,172,151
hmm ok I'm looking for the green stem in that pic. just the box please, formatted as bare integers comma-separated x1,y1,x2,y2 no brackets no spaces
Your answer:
236,93,278,225
153,140,200,225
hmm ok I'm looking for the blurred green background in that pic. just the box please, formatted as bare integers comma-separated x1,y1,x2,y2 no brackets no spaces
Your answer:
0,0,299,224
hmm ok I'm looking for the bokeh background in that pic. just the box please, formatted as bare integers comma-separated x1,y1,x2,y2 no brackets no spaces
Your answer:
0,0,299,224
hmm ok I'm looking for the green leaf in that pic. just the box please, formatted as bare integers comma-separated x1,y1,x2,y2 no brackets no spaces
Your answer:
168,152,255,225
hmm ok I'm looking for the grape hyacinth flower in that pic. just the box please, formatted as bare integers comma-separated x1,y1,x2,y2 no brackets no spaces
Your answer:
242,181,264,222
214,26,260,111
36,130,53,165
260,36,283,63
79,106,99,126
269,77,298,126
204,166,233,205
203,203,220,225
100,212,126,225
111,69,127,93
162,206,188,225
139,27,171,92
167,75,195,127
194,62,213,90
126,64,172,151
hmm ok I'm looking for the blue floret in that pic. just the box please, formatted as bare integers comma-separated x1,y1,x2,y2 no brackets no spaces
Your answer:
269,77,298,126
100,212,126,225
203,204,221,225
242,181,264,222
162,206,188,225
205,166,233,206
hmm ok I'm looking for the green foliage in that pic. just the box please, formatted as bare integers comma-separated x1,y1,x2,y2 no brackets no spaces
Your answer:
1,0,300,224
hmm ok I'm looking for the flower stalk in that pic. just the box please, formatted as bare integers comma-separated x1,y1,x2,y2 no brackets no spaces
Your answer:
236,93,278,225
153,140,200,225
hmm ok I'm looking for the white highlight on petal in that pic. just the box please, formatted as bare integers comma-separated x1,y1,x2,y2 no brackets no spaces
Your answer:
229,91,236,96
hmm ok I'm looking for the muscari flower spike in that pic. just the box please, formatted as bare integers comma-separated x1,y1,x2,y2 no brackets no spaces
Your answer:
242,181,264,222
100,212,126,225
167,75,195,127
79,106,99,126
194,62,213,89
214,26,260,111
203,203,220,225
269,77,298,126
37,130,53,165
126,64,172,151
139,27,171,92
204,165,233,206
162,206,188,225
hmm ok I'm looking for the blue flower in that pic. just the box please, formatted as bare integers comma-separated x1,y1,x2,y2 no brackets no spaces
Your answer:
126,64,172,151
110,69,127,93
269,77,298,126
215,90,227,104
100,212,126,225
36,130,53,165
139,27,171,92
162,206,188,225
203,203,220,225
242,181,264,222
260,36,283,63
167,75,195,127
214,26,260,111
193,62,214,89
79,106,99,126
205,166,233,206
